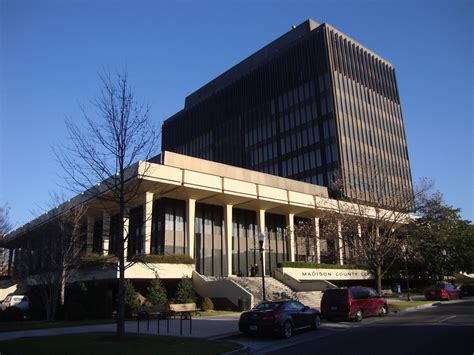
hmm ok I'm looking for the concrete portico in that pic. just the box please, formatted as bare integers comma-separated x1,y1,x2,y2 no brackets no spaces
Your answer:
2,151,400,282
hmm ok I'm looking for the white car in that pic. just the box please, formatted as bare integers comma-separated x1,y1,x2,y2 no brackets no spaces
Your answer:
0,295,29,311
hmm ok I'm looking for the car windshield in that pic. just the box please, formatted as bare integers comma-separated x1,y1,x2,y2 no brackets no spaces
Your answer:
254,302,280,311
324,289,348,301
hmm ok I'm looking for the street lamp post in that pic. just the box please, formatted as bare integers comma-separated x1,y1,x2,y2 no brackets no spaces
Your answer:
401,245,411,301
441,249,447,281
258,232,266,301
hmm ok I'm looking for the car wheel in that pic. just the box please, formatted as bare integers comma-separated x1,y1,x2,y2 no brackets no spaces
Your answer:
282,321,293,339
354,309,363,322
379,305,388,317
311,315,321,330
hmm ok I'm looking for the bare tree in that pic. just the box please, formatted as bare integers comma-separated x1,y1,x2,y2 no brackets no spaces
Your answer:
11,197,87,321
55,69,159,336
40,201,87,321
0,204,12,275
292,220,318,263
0,203,12,238
316,161,431,294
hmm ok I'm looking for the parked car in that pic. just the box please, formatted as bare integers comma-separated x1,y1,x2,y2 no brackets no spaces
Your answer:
320,287,388,322
239,300,321,338
460,282,474,297
0,295,29,311
424,283,462,300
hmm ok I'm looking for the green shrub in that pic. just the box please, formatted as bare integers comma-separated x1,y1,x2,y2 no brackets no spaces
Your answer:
64,302,86,321
201,297,214,311
66,282,88,304
174,277,196,304
277,261,359,269
132,254,194,264
86,284,113,319
147,278,167,305
79,253,118,268
124,280,140,317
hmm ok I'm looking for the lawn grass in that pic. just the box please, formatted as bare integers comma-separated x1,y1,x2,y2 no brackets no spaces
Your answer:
0,332,242,355
199,310,239,317
388,300,434,313
384,292,423,299
0,310,239,333
0,319,116,333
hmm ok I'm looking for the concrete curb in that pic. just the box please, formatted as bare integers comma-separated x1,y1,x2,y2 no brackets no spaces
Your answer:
390,301,440,314
208,331,241,340
223,344,250,355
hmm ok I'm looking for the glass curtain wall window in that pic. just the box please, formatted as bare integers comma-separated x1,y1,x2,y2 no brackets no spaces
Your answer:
151,198,186,256
265,213,289,275
232,209,258,276
195,203,224,277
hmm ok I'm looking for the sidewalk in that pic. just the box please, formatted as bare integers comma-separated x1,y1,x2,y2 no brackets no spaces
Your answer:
0,314,242,342
386,295,426,301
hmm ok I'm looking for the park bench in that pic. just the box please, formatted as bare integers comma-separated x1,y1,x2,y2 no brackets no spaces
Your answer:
136,304,167,333
168,302,201,318
136,303,201,336
167,303,201,335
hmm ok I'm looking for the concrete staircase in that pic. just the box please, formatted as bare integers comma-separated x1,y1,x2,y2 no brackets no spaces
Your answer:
201,275,324,309
228,276,298,304
296,291,323,309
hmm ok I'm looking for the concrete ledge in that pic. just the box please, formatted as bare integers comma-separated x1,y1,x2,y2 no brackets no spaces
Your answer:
390,301,441,314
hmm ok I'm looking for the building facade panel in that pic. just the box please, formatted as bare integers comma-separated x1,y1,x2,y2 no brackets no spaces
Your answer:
161,20,413,209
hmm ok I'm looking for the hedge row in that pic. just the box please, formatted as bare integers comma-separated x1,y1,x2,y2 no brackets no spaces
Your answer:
79,253,194,266
277,261,359,269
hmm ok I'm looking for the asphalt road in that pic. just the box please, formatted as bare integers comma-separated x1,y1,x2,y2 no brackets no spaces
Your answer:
228,298,474,355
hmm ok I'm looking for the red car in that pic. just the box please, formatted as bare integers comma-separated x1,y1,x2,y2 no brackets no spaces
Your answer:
424,283,462,300
321,287,388,322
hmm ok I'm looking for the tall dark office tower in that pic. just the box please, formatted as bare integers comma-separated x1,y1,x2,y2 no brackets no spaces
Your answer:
162,19,413,207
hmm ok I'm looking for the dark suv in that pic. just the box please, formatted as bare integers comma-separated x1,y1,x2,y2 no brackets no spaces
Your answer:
321,287,388,322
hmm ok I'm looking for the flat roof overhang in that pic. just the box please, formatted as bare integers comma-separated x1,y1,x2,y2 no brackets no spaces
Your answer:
3,151,410,246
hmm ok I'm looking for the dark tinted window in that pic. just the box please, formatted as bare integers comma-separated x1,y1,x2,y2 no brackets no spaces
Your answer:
368,289,379,298
255,302,281,311
323,289,348,302
288,301,305,310
351,288,369,300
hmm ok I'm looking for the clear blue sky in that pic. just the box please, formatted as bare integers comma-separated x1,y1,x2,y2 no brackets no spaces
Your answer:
1,0,473,228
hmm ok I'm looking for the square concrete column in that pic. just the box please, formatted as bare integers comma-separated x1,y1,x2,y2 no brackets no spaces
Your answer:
257,209,266,275
102,211,110,255
314,217,321,264
86,216,95,254
337,220,344,265
286,213,295,262
186,198,196,259
143,192,154,255
224,204,233,276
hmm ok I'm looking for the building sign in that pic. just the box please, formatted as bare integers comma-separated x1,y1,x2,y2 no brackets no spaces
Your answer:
281,267,373,281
